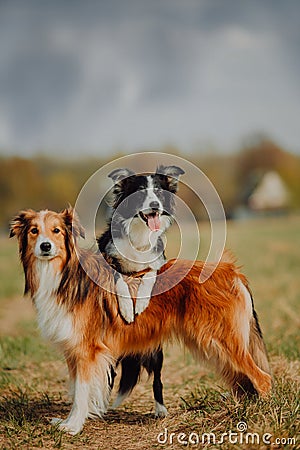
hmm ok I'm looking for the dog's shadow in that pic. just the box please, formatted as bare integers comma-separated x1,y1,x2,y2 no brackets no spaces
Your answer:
0,394,158,428
103,409,158,425
0,394,69,426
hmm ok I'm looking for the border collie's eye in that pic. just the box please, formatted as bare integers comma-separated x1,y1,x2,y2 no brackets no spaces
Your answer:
31,227,38,235
53,228,60,234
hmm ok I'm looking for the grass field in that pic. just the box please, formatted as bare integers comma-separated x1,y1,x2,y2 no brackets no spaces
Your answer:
0,215,299,449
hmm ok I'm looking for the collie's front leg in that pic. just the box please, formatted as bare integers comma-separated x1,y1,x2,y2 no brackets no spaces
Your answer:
51,377,90,435
52,351,113,435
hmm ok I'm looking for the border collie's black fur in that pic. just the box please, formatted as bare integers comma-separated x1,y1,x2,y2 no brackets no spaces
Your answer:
97,165,184,416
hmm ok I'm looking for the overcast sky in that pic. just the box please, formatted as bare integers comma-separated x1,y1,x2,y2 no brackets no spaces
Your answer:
0,0,300,157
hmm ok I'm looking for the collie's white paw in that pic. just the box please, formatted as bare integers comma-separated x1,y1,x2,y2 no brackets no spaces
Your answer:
51,417,82,435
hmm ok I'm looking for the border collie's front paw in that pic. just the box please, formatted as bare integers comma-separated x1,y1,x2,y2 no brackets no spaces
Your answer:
135,296,151,315
118,297,134,323
135,270,156,315
115,277,134,323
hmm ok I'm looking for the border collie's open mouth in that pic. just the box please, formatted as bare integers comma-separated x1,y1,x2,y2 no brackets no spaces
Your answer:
139,211,161,231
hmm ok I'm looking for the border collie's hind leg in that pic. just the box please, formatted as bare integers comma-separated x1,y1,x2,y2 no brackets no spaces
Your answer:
114,350,168,417
112,355,142,408
143,348,168,417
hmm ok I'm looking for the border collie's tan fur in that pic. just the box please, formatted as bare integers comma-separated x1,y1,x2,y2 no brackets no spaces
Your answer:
10,208,271,435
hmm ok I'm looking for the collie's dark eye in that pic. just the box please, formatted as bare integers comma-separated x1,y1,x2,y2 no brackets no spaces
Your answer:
30,227,38,235
53,228,60,234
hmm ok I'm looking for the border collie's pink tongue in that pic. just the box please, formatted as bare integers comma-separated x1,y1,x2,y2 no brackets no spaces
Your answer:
147,214,160,231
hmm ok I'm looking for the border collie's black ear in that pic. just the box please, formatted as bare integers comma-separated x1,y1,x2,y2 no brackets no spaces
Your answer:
156,165,185,192
61,207,85,240
108,168,135,184
9,210,35,238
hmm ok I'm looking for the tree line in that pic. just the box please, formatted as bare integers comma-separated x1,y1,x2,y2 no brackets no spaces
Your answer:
1,136,300,231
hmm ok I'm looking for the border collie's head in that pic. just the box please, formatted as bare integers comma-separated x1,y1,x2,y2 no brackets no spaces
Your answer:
10,208,84,263
108,165,184,233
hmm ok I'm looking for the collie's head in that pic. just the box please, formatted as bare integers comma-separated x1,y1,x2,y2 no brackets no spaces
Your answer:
10,207,85,272
108,165,185,234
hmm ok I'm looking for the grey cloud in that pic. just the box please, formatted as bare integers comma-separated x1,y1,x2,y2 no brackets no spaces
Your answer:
0,0,300,154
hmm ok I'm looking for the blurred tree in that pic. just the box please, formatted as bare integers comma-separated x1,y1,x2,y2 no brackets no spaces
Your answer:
0,157,46,229
1,139,299,231
46,171,78,210
238,134,284,176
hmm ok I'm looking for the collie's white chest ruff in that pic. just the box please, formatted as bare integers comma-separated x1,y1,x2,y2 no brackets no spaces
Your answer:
34,261,73,345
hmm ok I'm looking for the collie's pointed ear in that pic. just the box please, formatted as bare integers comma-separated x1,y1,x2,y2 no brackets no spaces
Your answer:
156,165,185,192
61,206,85,239
9,210,35,238
108,168,135,184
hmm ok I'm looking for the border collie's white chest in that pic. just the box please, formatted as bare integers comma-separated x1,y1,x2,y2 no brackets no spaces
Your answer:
33,261,73,345
109,216,167,273
110,236,165,273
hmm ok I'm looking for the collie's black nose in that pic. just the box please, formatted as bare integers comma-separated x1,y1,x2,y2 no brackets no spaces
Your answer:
149,201,160,210
40,242,51,253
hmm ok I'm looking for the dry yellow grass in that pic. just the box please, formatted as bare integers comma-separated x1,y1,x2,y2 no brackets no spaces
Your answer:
0,215,299,449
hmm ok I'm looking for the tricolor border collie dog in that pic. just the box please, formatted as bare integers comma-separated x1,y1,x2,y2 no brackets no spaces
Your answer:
97,165,184,416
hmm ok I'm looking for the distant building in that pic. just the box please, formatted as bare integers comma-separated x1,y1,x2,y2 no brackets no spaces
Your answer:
248,171,290,211
233,171,290,219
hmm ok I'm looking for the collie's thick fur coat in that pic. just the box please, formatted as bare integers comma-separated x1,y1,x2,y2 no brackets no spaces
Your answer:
10,208,272,435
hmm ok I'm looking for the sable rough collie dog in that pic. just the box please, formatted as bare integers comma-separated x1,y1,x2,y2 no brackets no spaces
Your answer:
98,165,184,416
10,208,272,435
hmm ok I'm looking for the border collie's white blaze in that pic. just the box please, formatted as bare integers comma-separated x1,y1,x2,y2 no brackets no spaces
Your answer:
10,208,272,435
98,165,185,323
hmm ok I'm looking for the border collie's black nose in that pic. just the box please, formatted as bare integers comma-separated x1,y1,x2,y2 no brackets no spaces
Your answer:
40,242,51,253
149,201,160,210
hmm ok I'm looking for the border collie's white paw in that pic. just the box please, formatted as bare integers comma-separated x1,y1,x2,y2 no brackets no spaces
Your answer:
155,402,168,418
135,296,151,315
118,296,134,323
115,277,134,323
135,270,157,315
111,392,129,409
